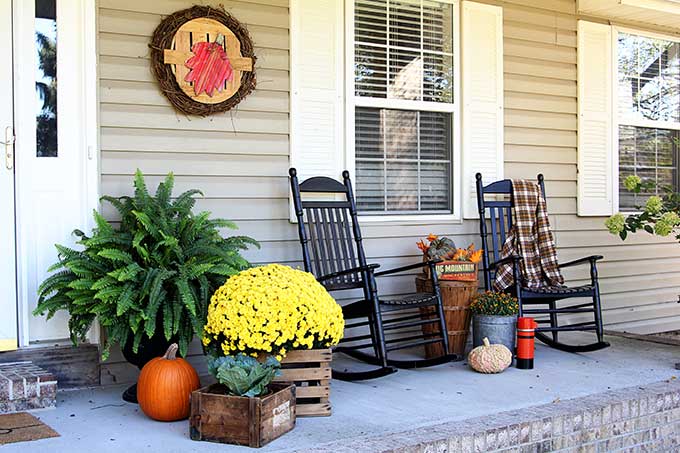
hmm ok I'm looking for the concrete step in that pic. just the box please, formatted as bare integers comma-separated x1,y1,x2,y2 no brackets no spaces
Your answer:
0,361,57,413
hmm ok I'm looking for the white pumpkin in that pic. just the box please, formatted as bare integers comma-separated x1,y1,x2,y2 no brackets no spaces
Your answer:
468,337,512,373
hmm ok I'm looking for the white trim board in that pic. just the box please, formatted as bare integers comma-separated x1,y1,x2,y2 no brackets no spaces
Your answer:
12,0,99,346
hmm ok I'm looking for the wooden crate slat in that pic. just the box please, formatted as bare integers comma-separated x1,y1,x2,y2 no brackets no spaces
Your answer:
291,385,330,399
274,348,333,417
296,403,331,417
280,348,332,363
277,367,332,382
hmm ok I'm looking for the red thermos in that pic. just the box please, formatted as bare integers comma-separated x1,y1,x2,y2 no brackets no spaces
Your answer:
516,317,538,369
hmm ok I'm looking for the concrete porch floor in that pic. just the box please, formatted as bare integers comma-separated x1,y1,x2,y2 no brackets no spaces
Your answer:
5,334,680,453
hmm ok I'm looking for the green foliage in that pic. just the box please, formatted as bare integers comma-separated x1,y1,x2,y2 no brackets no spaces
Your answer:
207,354,281,397
606,175,680,241
470,291,519,316
34,170,259,360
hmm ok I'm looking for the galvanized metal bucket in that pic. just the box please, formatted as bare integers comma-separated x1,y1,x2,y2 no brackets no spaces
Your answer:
472,314,517,352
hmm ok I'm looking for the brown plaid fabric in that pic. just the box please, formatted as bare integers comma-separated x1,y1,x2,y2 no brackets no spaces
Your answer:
493,179,564,291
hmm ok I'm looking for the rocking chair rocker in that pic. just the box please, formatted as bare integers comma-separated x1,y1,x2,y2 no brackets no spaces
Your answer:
475,173,610,353
289,168,458,381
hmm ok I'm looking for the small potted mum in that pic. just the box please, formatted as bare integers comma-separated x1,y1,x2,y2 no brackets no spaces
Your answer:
200,264,344,420
470,291,519,352
190,354,295,447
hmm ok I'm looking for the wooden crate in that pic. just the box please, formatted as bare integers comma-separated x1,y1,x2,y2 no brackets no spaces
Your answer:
189,382,296,448
274,348,332,417
416,275,477,357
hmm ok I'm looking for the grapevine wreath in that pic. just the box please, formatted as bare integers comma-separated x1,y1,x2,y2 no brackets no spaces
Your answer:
149,5,257,116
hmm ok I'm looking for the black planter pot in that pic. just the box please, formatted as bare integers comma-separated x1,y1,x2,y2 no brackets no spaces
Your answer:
120,331,177,404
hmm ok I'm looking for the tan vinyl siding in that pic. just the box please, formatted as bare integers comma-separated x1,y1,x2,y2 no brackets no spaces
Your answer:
97,0,680,382
97,0,291,381
489,0,680,333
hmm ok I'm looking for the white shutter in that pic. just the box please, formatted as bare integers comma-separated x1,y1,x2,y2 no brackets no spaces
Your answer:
577,21,614,216
461,1,503,219
290,0,344,183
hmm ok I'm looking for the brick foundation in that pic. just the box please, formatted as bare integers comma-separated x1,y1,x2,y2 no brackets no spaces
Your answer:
0,361,57,413
301,379,680,453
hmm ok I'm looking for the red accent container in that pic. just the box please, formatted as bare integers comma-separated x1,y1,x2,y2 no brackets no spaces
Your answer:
516,317,538,369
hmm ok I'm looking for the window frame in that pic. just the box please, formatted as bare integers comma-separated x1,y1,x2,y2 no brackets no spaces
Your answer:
613,25,680,213
345,0,462,224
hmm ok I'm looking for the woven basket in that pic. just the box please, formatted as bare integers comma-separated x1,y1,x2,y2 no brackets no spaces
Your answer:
416,275,477,357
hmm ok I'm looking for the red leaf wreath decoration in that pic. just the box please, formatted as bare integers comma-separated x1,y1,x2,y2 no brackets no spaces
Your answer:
184,34,234,97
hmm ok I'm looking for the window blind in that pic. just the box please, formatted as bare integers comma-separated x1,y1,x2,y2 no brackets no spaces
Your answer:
353,0,455,215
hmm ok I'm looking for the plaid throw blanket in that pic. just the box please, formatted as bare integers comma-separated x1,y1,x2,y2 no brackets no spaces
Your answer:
493,180,564,291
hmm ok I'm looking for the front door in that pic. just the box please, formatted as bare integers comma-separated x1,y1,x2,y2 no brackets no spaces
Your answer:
4,0,97,347
0,0,19,351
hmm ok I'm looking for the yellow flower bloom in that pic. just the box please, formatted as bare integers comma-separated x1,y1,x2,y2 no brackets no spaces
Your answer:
202,264,345,359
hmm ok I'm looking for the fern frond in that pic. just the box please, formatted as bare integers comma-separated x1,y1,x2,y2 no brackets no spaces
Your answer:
91,276,117,291
224,235,260,250
116,284,136,316
131,210,160,239
176,278,196,316
172,189,203,213
210,218,238,230
133,169,151,207
98,249,134,264
55,244,82,261
101,195,132,217
156,172,174,207
94,285,123,303
93,210,114,235
162,302,173,341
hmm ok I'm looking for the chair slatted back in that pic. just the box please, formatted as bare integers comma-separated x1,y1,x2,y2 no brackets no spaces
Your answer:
289,169,368,291
475,173,547,290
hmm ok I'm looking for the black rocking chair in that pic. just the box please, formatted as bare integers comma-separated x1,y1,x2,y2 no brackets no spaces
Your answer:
289,168,458,381
475,173,610,353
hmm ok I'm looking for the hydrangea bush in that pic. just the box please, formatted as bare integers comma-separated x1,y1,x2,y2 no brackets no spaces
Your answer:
202,264,344,360
606,175,680,240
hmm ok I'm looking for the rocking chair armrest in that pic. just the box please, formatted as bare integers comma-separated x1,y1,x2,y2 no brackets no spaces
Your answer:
317,264,381,282
488,255,523,269
558,255,603,269
374,259,443,277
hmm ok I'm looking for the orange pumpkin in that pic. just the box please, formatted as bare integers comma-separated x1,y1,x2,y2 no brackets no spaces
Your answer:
137,343,200,421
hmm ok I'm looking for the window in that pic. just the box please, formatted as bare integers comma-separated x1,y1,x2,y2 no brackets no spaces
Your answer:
35,0,57,157
617,32,680,210
351,0,456,215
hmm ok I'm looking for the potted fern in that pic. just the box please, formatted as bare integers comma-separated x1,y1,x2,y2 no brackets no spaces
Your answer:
33,170,258,402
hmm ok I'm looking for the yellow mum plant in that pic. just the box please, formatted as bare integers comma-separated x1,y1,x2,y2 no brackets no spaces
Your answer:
202,264,344,360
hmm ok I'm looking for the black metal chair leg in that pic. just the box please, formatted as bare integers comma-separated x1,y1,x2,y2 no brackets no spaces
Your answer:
591,266,605,343
331,365,397,381
366,311,380,359
535,332,609,353
368,278,390,370
429,264,451,355
337,347,459,369
549,301,559,342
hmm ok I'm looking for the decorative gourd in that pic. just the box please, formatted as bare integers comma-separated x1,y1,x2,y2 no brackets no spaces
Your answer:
467,337,512,373
137,343,200,421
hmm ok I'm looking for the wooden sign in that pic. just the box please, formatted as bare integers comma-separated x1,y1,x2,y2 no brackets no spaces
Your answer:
150,6,257,116
435,261,478,282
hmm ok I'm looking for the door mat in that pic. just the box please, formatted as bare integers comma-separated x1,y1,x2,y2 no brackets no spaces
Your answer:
0,412,59,445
